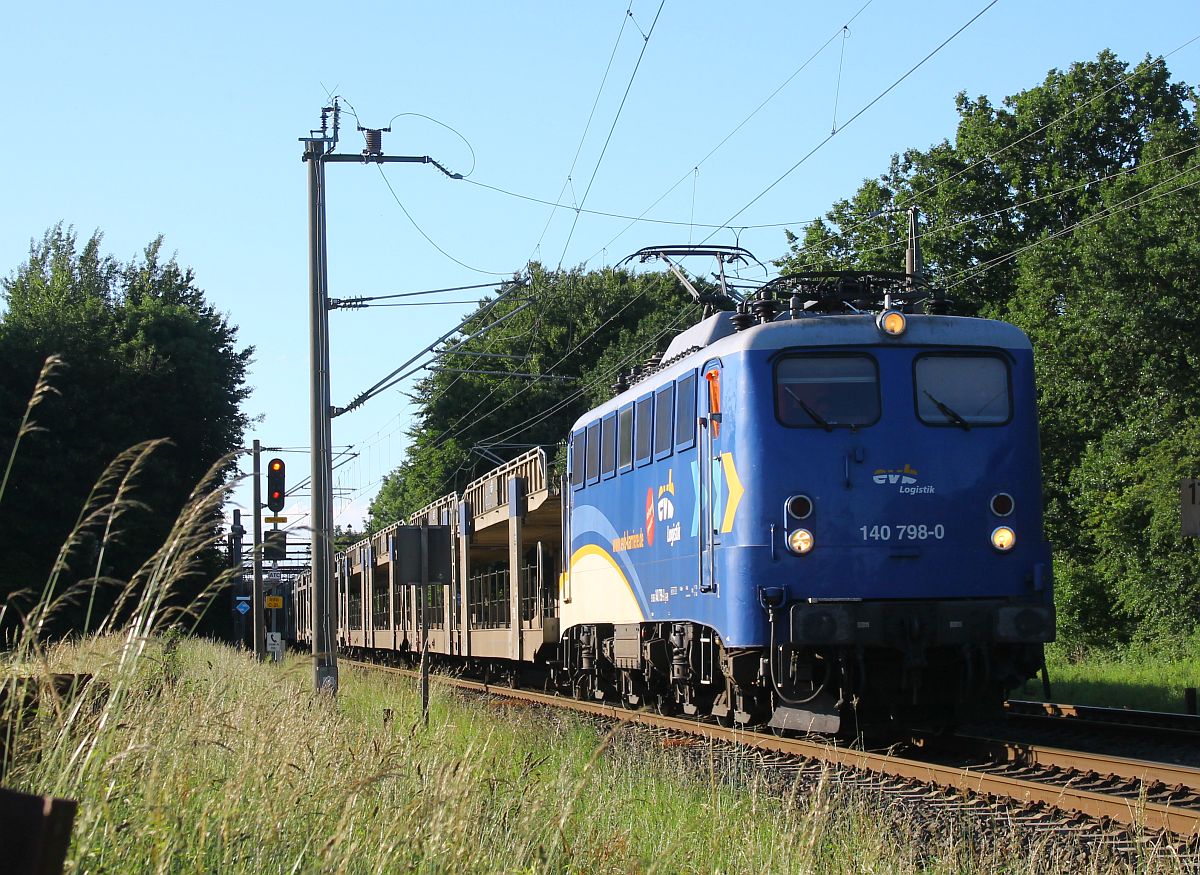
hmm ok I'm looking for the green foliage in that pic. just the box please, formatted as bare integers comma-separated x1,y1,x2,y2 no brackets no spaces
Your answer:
778,52,1200,649
0,225,252,635
778,51,1197,313
367,262,700,529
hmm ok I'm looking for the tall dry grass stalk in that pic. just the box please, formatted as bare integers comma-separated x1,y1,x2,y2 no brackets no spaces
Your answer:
1,355,238,805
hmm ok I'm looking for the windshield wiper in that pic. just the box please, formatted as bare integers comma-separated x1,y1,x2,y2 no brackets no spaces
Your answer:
785,386,834,432
923,390,971,430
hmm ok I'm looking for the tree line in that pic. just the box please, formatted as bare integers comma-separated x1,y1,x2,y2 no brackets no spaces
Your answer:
0,226,251,638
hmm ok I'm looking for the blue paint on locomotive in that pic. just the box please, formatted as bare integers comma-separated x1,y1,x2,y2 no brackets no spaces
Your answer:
565,312,1053,649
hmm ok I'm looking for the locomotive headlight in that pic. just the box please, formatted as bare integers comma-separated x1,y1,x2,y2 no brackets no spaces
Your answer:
788,528,815,555
990,526,1016,552
876,309,907,336
786,494,813,520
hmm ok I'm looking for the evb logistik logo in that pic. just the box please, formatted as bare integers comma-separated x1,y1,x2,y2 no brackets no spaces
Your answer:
872,464,935,495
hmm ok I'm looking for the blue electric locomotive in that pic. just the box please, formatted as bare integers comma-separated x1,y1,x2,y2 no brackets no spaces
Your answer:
560,270,1054,733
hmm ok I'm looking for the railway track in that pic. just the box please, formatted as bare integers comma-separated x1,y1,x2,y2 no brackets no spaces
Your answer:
343,658,1200,853
1005,699,1200,748
948,699,1200,781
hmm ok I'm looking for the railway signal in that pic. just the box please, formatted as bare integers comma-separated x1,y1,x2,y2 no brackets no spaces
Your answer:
264,528,287,561
266,458,286,513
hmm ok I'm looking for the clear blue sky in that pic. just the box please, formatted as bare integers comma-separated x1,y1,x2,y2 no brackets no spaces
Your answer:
2,1,1197,533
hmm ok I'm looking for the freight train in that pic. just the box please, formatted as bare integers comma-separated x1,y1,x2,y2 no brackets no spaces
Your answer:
292,254,1054,736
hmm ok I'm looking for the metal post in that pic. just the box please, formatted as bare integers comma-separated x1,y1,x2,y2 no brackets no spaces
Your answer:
457,501,472,658
300,105,461,692
507,478,525,662
307,136,338,694
251,440,265,660
270,556,278,652
231,509,245,648
420,524,430,726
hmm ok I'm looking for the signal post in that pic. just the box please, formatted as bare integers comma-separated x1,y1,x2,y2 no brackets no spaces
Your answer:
264,457,287,661
251,440,265,659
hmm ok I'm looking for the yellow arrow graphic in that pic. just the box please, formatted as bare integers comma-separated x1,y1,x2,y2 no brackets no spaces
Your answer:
719,452,744,533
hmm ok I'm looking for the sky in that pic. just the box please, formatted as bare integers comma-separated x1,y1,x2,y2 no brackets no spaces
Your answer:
2,0,1198,538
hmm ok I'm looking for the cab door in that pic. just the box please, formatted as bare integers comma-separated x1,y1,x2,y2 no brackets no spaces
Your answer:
699,360,723,594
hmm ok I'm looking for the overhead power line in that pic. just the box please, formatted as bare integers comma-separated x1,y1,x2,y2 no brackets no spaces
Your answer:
942,164,1200,291
463,177,820,231
703,0,1000,241
376,164,512,276
583,0,876,266
331,281,504,309
784,33,1200,266
557,0,668,268
528,1,635,264
338,281,530,415
792,143,1200,268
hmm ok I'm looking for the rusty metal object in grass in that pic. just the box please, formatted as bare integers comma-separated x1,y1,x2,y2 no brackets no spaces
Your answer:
0,786,77,875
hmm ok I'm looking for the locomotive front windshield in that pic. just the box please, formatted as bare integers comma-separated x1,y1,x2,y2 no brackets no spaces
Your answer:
914,354,1011,426
776,355,880,428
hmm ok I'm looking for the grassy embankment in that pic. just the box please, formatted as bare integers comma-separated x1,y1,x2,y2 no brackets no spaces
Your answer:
7,634,1181,874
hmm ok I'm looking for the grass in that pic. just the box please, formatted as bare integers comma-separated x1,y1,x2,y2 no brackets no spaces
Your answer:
2,635,1191,874
1014,641,1200,713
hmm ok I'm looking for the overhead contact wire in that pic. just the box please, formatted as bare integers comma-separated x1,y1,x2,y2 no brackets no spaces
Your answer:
528,1,634,264
557,0,668,269
703,0,1001,242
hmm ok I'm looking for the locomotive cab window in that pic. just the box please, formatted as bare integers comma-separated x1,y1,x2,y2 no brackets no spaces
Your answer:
654,384,675,459
775,355,880,429
914,354,1011,426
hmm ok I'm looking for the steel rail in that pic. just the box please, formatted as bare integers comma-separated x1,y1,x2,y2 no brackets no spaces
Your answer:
945,732,1200,789
345,660,1200,838
1007,700,1200,736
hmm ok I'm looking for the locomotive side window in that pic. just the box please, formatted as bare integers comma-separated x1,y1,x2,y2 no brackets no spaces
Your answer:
914,354,1011,426
617,405,634,472
674,371,697,451
654,384,675,459
570,430,585,489
601,412,617,479
634,394,653,466
585,421,601,484
776,355,880,429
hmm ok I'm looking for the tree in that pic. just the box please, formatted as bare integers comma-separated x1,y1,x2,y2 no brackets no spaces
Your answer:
0,225,252,635
1005,141,1200,646
778,51,1197,314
